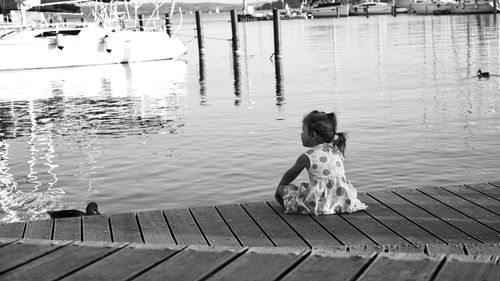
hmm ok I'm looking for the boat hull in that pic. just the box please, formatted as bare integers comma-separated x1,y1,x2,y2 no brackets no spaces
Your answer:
411,3,452,14
305,4,350,17
0,27,187,71
450,2,496,14
350,4,393,15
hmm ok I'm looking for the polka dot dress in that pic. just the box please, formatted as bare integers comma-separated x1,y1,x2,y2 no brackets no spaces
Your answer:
283,143,367,215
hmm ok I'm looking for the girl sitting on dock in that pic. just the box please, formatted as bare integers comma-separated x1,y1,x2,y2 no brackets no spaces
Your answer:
275,110,367,215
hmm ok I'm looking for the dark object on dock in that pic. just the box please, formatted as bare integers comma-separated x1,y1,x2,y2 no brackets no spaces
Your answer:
47,202,100,219
477,69,490,79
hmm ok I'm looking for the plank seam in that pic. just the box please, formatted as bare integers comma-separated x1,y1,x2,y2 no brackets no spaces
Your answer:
272,248,312,281
350,252,379,281
108,215,115,243
266,201,312,248
0,238,19,249
79,216,83,242
240,203,278,247
367,193,448,244
50,219,55,240
196,247,250,281
338,213,380,246
439,185,500,216
20,222,27,239
362,209,416,245
134,213,146,244
307,215,346,245
161,210,178,245
489,182,500,188
214,206,244,247
0,241,71,275
392,191,483,244
53,242,130,281
123,245,188,281
416,188,500,234
427,255,448,281
188,208,211,246
464,184,500,202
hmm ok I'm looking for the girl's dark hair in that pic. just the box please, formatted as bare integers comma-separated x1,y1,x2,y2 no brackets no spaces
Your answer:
303,110,348,156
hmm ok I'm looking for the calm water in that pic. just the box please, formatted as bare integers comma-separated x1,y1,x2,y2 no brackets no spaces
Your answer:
1,14,500,222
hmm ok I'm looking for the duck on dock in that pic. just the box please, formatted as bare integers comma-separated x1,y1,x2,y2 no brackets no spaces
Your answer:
47,202,100,219
477,69,490,78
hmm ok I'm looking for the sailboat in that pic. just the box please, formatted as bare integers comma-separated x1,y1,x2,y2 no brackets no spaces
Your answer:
0,0,187,71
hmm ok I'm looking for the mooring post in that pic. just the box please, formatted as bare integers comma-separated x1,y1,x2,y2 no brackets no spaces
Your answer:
138,14,144,31
365,6,369,18
230,10,239,54
393,4,397,17
165,13,171,36
195,11,205,55
495,0,497,15
336,7,339,18
272,8,282,59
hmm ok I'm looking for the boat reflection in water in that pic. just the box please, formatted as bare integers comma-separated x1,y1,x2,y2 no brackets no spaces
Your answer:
0,60,188,222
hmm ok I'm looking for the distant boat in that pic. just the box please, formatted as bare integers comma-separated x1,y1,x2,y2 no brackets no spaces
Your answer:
449,0,499,14
305,0,350,18
411,0,453,15
0,0,187,71
350,0,393,15
215,7,220,13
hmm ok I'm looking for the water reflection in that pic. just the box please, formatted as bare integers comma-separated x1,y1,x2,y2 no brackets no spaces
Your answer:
0,60,188,222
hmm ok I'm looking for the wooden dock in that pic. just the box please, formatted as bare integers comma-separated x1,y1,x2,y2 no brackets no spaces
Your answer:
0,238,498,280
0,181,499,280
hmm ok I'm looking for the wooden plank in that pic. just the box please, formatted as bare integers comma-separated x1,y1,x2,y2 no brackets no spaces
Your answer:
133,245,242,281
207,247,309,281
464,243,500,256
0,241,125,281
268,201,342,248
394,189,499,243
282,249,374,280
216,204,273,247
82,214,111,242
313,212,375,246
0,222,25,239
441,184,500,215
358,252,444,281
164,208,206,245
23,219,52,240
109,212,142,243
136,210,175,244
0,239,71,274
358,193,442,245
62,243,185,281
369,191,474,244
242,202,307,247
426,243,465,255
190,206,240,247
434,254,498,281
0,238,17,248
53,217,81,241
419,186,500,232
466,183,500,201
339,210,408,246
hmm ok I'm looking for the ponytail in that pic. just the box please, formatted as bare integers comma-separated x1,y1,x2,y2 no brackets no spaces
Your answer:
334,132,347,157
326,112,347,157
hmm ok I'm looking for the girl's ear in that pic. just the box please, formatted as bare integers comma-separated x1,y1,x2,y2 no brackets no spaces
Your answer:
310,130,317,138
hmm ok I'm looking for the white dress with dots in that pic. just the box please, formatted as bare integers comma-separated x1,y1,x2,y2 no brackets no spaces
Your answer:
283,143,367,215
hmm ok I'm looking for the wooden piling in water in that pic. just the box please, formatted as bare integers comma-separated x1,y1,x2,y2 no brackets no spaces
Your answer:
230,10,239,54
195,11,205,55
165,13,171,36
494,0,497,15
138,14,144,31
272,8,282,59
365,6,369,18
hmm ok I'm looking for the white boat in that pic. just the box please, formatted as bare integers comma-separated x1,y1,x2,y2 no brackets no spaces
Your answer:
450,0,499,14
0,0,187,71
350,0,394,15
410,0,453,14
305,0,350,18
